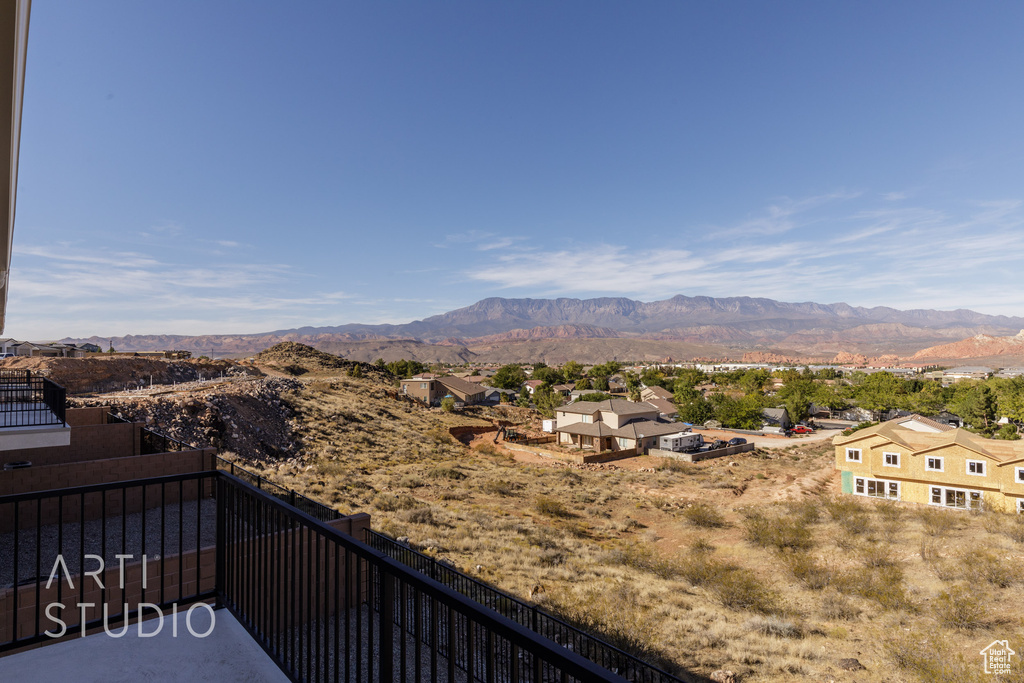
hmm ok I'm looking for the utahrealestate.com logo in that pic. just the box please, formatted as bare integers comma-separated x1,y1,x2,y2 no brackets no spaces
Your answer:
42,554,215,639
981,640,1016,675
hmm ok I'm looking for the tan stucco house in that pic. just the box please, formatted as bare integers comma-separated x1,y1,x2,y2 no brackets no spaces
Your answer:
833,414,1024,513
555,399,679,453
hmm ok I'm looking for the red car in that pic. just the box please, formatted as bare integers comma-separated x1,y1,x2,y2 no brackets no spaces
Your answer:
790,425,814,435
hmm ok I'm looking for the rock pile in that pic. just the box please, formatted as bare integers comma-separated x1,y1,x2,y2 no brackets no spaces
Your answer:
72,377,303,463
254,342,393,381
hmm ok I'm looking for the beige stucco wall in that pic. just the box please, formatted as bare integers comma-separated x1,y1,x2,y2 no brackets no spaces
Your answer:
836,433,1024,513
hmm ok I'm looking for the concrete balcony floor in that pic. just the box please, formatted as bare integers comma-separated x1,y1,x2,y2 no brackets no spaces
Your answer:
0,607,289,682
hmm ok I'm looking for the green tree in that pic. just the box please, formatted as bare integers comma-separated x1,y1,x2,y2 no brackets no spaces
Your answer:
674,385,713,424
533,366,565,386
738,369,772,395
674,368,708,388
906,380,946,415
854,372,907,417
517,391,532,408
777,378,816,424
561,360,584,381
574,377,592,390
440,396,455,413
534,386,565,418
491,364,528,390
592,376,610,392
813,383,849,416
950,383,997,433
709,393,765,430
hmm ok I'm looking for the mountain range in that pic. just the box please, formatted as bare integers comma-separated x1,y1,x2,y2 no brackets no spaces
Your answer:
61,295,1024,364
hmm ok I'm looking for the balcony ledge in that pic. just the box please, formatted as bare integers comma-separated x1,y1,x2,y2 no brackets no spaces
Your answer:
0,608,290,683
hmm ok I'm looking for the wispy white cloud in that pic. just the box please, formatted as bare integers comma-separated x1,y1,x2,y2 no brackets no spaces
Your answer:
437,230,527,251
463,193,1024,315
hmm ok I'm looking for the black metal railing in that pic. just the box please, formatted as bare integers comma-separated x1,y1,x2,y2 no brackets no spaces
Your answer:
139,427,193,455
1,471,635,681
0,471,217,653
218,472,628,682
0,370,67,428
213,455,341,523
366,530,684,683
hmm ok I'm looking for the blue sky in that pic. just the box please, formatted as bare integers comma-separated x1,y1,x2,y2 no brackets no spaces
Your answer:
10,1,1024,339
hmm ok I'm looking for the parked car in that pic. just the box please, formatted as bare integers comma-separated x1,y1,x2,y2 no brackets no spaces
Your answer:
709,439,728,450
727,437,746,446
790,425,814,435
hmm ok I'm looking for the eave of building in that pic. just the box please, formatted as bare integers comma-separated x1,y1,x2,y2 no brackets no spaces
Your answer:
0,0,31,334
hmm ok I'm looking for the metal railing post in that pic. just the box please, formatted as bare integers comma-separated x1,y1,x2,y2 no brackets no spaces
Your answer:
380,570,395,682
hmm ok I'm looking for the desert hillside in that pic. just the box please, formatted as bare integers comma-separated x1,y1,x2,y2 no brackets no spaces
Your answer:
45,344,1024,682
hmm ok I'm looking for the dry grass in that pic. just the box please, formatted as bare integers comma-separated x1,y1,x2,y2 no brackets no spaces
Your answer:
241,369,1024,682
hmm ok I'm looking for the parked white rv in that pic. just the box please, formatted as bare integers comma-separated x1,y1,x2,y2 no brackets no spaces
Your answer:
659,432,704,453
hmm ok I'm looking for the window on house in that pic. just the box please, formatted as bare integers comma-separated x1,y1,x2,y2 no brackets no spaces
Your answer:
866,480,886,498
420,383,427,389
1018,499,1024,515
855,477,865,494
582,414,592,424
967,460,986,476
617,437,629,448
888,482,899,499
1017,467,1024,483
926,457,944,472
883,452,900,467
846,448,861,462
932,486,983,510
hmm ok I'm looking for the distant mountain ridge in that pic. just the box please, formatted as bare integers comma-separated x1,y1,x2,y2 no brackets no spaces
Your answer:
60,294,1024,360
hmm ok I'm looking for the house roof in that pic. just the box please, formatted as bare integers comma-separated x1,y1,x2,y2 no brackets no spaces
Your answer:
556,399,659,417
763,407,788,420
436,375,487,396
833,414,1024,464
642,386,673,400
556,422,618,438
644,398,678,415
611,420,684,439
891,414,954,433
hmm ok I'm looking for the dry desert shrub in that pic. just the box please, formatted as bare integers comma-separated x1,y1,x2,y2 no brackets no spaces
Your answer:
744,615,802,639
818,590,860,621
479,479,520,496
534,495,572,518
934,585,988,630
371,493,418,511
548,582,661,662
743,510,813,551
918,507,962,536
608,542,679,579
427,465,467,481
835,564,912,611
785,552,832,590
682,502,727,528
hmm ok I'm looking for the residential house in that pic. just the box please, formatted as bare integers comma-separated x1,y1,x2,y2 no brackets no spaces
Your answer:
644,397,679,421
554,399,678,453
640,386,673,403
833,414,1024,513
524,379,544,395
551,383,575,397
762,407,792,431
929,410,964,429
399,374,487,406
